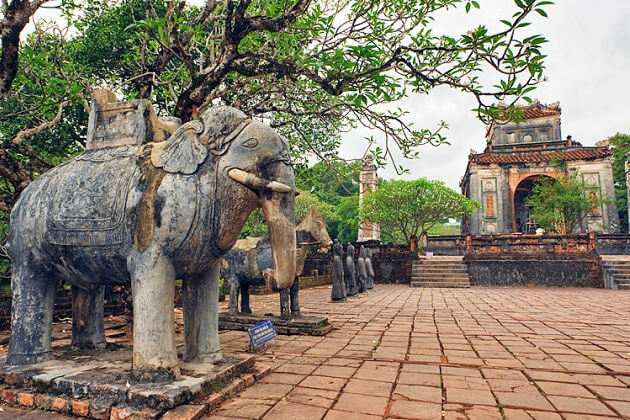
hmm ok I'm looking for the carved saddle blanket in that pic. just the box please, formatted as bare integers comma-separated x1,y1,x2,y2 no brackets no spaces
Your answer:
46,146,139,246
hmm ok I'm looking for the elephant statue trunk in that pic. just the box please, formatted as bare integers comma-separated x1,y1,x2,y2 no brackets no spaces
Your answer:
260,163,296,291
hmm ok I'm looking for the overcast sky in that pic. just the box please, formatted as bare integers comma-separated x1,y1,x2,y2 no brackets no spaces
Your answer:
339,1,630,190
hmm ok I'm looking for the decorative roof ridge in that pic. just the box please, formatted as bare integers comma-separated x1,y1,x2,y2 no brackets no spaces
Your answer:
470,144,609,157
468,146,612,165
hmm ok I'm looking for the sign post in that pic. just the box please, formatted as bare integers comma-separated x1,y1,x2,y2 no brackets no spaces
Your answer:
247,320,277,349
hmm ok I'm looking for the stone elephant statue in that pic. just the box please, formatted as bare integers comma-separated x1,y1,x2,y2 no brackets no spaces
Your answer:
222,209,332,318
6,99,297,380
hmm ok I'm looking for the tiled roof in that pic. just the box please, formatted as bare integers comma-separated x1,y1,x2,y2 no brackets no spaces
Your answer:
519,102,561,120
470,147,612,164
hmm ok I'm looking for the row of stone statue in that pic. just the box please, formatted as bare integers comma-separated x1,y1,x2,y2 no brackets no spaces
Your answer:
331,240,374,301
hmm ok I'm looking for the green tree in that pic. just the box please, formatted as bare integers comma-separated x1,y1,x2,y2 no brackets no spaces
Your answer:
1,0,552,202
335,195,359,244
607,133,630,231
295,161,360,206
525,173,605,234
361,178,479,244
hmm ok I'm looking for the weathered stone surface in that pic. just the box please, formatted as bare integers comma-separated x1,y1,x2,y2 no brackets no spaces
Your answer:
344,243,358,295
330,240,346,301
365,249,375,289
6,100,297,378
0,346,255,417
356,245,368,293
161,404,206,420
223,210,331,317
219,313,332,336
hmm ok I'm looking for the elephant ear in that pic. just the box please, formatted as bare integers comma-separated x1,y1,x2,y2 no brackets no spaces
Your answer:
150,120,207,175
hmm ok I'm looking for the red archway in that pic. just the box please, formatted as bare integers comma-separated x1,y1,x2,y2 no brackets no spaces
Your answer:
512,175,556,233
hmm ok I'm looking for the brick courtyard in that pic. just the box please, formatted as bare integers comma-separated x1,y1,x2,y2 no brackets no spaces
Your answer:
212,284,630,419
3,284,630,419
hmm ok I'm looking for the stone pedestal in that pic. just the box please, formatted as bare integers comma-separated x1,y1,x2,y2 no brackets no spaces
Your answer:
219,313,333,336
0,345,255,418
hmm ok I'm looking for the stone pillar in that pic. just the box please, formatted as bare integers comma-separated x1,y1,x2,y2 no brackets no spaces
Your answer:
358,156,380,242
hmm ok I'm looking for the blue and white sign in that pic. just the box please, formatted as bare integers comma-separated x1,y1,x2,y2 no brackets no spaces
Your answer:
247,320,277,349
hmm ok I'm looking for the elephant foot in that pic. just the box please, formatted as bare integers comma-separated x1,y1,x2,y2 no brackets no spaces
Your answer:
130,366,180,383
6,350,53,366
192,350,223,364
228,308,239,316
71,340,107,350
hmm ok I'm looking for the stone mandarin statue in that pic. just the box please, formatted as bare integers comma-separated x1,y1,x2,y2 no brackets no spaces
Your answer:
344,243,358,296
6,92,297,380
357,245,368,293
331,239,347,301
366,248,375,289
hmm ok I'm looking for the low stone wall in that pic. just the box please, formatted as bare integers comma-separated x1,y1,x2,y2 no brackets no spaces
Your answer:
425,235,466,256
463,234,603,287
372,248,416,284
466,253,603,287
595,234,630,255
301,246,416,286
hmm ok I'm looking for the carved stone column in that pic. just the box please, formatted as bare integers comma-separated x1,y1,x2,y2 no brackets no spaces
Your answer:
358,156,380,242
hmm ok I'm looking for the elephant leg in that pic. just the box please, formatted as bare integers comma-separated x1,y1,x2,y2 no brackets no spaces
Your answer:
7,265,58,365
71,285,106,349
228,277,240,316
279,289,290,319
128,247,179,380
290,278,301,317
240,282,252,314
182,260,223,363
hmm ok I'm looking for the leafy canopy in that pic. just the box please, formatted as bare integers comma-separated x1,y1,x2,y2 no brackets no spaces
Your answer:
361,178,479,244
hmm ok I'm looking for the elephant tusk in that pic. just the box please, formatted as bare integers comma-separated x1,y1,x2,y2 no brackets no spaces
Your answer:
227,168,292,193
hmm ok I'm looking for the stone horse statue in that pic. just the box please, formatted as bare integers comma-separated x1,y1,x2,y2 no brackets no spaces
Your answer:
222,209,332,318
6,94,297,380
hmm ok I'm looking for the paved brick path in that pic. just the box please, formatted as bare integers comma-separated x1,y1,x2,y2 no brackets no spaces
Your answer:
212,285,630,419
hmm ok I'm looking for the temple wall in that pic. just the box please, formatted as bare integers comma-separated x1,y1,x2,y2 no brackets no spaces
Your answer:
463,158,620,235
566,160,620,233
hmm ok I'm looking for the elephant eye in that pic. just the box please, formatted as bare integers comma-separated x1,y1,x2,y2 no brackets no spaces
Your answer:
242,138,258,148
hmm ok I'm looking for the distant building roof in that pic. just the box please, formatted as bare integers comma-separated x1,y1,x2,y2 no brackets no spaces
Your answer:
469,146,611,165
518,101,561,120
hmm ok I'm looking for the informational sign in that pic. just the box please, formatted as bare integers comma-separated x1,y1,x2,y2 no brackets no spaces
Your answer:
247,320,277,349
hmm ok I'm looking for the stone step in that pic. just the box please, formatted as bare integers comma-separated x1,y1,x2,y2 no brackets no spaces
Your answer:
411,278,471,284
412,258,471,288
413,268,468,273
412,273,470,279
418,256,464,261
609,273,630,278
605,270,630,277
413,268,468,274
411,282,470,288
618,284,630,290
414,262,468,267
411,274,470,280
